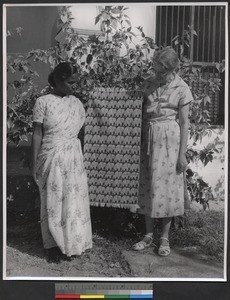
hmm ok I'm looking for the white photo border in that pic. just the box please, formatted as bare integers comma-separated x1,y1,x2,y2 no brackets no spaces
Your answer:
2,1,229,282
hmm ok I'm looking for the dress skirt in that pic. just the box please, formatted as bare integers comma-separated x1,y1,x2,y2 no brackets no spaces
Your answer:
138,119,185,218
37,138,92,257
33,95,92,257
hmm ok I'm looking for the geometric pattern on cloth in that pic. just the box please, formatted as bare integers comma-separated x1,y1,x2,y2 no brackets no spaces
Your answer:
84,87,143,211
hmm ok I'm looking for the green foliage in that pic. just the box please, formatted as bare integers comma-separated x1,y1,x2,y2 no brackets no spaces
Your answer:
7,6,156,145
185,140,221,207
172,25,197,57
187,142,219,167
82,6,157,89
7,6,223,143
173,25,223,143
7,51,44,145
186,168,213,210
181,61,221,143
7,6,224,208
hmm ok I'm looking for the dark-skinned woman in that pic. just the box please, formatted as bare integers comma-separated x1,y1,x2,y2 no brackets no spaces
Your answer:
31,62,92,263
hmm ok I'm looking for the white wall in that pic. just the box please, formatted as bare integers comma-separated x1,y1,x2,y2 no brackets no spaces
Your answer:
70,4,156,43
188,128,225,201
126,5,156,41
70,5,101,31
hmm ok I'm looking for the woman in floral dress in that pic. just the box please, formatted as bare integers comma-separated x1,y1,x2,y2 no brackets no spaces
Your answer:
31,62,92,263
133,48,193,256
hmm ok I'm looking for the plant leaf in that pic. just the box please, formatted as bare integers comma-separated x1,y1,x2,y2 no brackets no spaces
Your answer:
95,13,102,25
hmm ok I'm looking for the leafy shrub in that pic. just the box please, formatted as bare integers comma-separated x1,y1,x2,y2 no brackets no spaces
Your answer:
7,5,224,208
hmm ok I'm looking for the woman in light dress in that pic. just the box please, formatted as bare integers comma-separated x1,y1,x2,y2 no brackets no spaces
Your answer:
31,62,92,263
133,47,193,256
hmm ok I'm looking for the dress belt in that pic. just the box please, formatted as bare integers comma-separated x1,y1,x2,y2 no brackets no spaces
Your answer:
143,117,176,124
143,118,176,163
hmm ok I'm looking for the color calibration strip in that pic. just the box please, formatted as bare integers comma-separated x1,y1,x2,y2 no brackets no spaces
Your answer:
55,283,153,299
55,294,152,299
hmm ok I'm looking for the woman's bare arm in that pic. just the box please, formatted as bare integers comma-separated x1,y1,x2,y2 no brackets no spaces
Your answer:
31,122,43,183
177,103,190,173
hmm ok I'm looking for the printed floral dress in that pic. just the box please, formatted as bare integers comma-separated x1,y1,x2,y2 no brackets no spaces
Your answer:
138,74,193,218
33,94,92,256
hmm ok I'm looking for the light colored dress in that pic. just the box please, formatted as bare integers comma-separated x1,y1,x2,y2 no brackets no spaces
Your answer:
33,94,92,256
138,74,193,218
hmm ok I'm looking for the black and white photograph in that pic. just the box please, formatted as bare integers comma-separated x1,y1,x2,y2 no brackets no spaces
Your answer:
3,2,228,281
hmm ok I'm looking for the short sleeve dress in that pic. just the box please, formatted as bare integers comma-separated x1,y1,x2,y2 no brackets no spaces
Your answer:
33,94,92,256
138,74,193,218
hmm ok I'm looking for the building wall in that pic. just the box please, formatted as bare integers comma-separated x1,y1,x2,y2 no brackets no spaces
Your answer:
7,6,59,93
70,4,156,41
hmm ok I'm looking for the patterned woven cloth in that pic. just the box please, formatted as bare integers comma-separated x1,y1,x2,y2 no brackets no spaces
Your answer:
84,88,143,211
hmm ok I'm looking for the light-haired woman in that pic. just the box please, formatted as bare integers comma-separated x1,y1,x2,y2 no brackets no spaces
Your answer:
134,47,193,256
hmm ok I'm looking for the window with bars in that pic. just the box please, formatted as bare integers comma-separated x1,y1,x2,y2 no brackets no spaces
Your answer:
155,5,225,125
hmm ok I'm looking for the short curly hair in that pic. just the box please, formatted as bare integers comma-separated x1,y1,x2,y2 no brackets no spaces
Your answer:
153,47,179,72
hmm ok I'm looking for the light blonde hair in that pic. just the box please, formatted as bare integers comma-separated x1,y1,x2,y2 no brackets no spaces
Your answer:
153,47,179,72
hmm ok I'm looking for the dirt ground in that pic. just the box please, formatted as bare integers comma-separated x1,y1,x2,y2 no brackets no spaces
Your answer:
6,224,132,278
5,200,225,279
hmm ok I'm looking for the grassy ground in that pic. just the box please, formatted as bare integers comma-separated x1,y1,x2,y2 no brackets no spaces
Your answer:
7,203,225,273
170,210,225,262
90,206,225,263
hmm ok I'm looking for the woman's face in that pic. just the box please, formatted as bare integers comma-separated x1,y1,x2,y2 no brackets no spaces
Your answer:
152,59,172,83
54,73,78,96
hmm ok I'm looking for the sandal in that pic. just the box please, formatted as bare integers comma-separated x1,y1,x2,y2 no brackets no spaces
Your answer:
133,234,153,251
158,237,170,257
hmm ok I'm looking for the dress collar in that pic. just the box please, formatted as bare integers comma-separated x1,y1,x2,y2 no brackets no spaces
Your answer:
163,73,187,89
